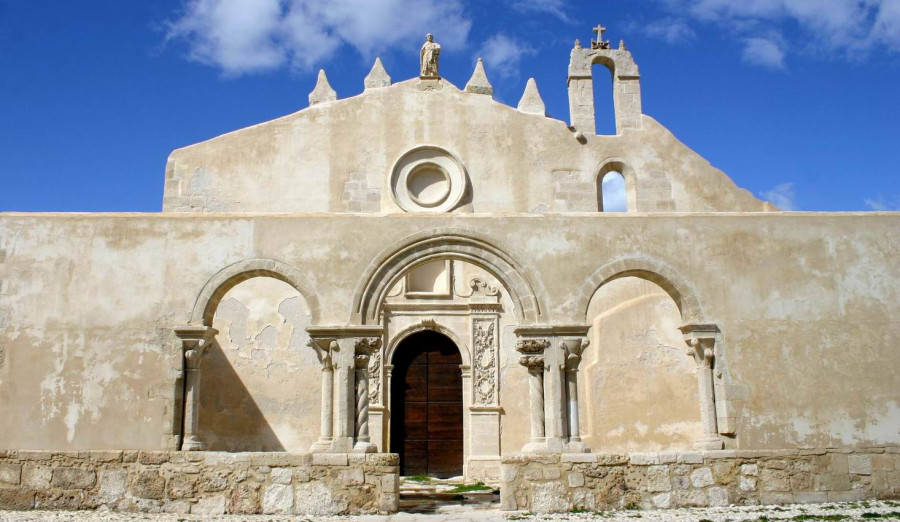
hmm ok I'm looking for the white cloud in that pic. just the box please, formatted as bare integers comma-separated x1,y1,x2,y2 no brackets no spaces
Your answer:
761,182,797,210
476,33,535,79
647,0,900,67
864,196,900,211
742,37,785,69
601,172,627,212
641,18,696,44
508,0,571,23
165,0,471,76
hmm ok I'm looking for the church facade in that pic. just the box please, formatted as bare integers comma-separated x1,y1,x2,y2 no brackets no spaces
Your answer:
1,27,898,514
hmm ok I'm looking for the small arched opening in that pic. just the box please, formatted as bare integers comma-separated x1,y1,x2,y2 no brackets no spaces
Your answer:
592,59,616,135
596,160,636,212
390,330,464,478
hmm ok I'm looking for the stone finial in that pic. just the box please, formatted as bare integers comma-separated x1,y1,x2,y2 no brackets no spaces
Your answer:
309,69,337,106
517,78,546,115
619,39,627,51
364,57,391,90
464,58,493,96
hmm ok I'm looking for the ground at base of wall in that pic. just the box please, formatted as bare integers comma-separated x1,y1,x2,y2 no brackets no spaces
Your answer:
2,500,900,521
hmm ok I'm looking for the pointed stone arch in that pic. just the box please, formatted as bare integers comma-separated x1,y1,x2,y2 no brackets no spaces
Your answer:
190,258,321,326
351,228,546,325
573,255,704,323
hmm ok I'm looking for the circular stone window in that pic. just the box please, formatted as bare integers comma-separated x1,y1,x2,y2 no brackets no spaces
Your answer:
391,146,467,213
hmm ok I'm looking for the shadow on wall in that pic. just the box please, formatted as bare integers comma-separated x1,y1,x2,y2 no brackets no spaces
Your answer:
197,341,285,451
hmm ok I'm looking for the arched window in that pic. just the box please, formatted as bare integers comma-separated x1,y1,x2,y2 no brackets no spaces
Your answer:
598,170,627,212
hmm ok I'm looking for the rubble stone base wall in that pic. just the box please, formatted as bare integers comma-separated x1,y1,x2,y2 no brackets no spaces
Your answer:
501,448,900,513
0,451,399,515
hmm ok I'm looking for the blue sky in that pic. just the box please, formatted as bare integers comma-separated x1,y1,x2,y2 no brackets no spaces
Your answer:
1,0,899,212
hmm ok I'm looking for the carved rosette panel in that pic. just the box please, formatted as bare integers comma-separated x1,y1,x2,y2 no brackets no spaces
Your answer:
472,318,497,405
368,348,382,405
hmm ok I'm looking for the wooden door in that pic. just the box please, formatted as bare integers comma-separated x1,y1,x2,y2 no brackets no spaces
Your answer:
391,331,463,478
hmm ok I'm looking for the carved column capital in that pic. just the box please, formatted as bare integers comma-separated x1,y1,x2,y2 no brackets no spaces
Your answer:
519,355,546,372
174,326,218,370
516,338,550,354
679,323,718,368
562,338,589,371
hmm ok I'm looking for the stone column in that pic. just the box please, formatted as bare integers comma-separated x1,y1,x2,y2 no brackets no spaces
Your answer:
563,338,590,453
517,339,549,452
174,326,218,451
353,337,381,453
680,324,724,450
310,341,336,452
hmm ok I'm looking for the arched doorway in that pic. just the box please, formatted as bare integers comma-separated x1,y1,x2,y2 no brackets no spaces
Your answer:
390,330,463,478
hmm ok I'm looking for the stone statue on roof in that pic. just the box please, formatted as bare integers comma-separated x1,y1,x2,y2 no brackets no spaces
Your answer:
420,33,441,79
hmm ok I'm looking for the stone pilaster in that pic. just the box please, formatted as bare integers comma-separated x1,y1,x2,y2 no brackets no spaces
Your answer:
309,340,336,452
173,325,218,451
307,325,384,453
680,323,724,450
353,337,381,453
516,338,549,453
562,338,590,453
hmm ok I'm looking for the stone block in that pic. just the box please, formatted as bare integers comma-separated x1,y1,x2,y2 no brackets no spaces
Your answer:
659,453,677,464
524,467,542,480
561,454,596,463
138,451,170,465
270,468,292,485
680,452,703,464
167,473,197,499
794,491,828,503
568,472,585,488
0,463,22,485
827,490,865,502
0,489,35,510
35,489,84,510
381,473,398,492
829,453,849,474
228,483,260,514
197,470,228,492
51,467,96,489
130,470,166,499
543,468,561,480
312,453,348,466
500,465,518,483
708,486,728,506
739,476,757,492
91,450,123,463
816,473,851,492
340,467,364,486
629,453,660,465
380,492,399,513
645,465,671,493
595,454,629,466
22,466,51,489
531,481,569,513
760,468,791,492
99,470,127,498
262,484,293,515
651,492,672,508
872,454,895,471
849,454,873,475
741,463,758,476
760,492,793,505
690,468,714,488
162,500,192,514
673,489,707,507
192,495,226,515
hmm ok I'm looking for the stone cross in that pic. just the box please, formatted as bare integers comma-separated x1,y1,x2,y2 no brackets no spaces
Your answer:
592,23,609,50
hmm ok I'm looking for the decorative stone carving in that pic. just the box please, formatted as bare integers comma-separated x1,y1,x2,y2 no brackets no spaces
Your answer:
473,318,497,405
517,338,550,355
368,348,381,405
390,146,467,213
420,33,441,79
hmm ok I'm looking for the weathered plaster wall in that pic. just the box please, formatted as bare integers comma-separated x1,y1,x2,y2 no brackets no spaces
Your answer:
581,277,702,452
0,213,898,451
200,278,318,451
162,79,771,214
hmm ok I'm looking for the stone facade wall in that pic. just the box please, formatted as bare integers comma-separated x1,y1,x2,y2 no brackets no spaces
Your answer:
0,451,399,515
501,449,900,513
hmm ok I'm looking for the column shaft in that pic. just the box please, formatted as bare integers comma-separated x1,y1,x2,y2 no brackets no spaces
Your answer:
182,368,203,450
528,367,546,442
566,369,581,442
